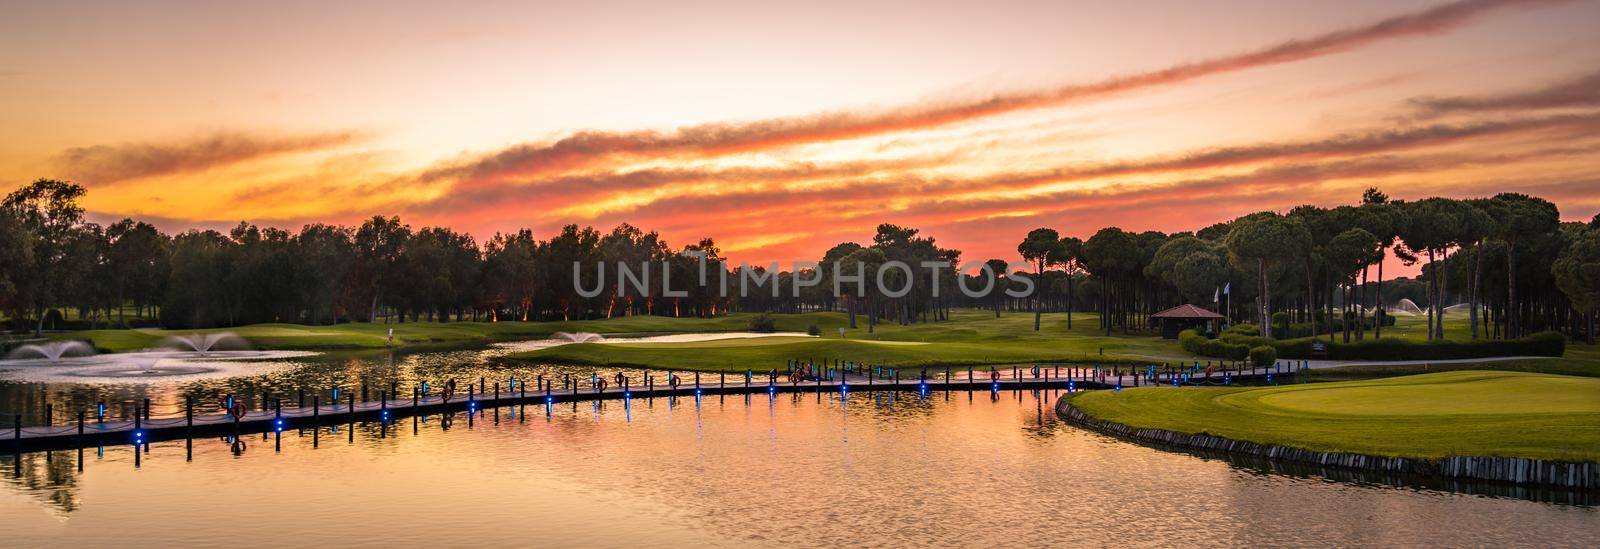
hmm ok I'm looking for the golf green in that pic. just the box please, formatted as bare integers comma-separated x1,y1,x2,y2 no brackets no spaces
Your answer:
1064,371,1600,462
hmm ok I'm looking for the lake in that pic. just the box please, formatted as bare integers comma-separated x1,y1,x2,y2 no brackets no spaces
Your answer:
0,345,1595,546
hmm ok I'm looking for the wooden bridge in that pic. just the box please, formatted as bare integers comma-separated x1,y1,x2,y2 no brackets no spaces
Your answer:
3,361,1304,454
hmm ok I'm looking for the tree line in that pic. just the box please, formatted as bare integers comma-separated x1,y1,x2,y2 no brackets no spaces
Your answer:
1,178,1596,341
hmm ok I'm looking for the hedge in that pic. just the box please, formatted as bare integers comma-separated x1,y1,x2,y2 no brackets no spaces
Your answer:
1181,329,1565,361
1249,345,1277,368
1179,329,1249,361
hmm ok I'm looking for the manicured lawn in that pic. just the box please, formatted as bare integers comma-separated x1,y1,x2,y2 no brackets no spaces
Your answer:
54,316,773,352
1065,371,1600,462
507,310,1186,370
37,309,1599,376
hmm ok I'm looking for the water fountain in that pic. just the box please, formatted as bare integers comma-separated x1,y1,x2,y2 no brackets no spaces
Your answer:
161,332,249,355
6,340,95,362
0,332,311,384
1389,299,1469,316
552,332,605,343
1392,299,1425,316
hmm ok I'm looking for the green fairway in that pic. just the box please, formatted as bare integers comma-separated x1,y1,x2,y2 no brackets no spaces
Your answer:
36,309,1600,376
506,310,1188,370
52,315,778,353
1064,371,1600,462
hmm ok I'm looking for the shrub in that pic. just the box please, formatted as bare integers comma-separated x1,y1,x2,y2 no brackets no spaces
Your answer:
1250,345,1277,368
1182,328,1250,360
1180,329,1563,362
747,313,776,333
806,322,821,336
1272,331,1565,360
1179,329,1206,354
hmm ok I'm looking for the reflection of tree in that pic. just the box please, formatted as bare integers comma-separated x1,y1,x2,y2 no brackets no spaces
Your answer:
1019,391,1063,441
2,450,83,515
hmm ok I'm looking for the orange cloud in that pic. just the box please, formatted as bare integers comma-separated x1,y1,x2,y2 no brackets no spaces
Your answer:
420,0,1563,187
1410,67,1600,115
426,112,1600,226
56,130,365,186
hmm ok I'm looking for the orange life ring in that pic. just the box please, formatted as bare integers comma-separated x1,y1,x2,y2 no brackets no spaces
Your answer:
229,402,248,419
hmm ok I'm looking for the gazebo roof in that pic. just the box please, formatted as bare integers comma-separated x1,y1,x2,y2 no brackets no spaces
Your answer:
1151,304,1225,320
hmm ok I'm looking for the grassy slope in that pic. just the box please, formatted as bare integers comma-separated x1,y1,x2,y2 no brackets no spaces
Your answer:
1065,371,1600,462
508,310,1186,370
56,316,764,352
41,310,1600,375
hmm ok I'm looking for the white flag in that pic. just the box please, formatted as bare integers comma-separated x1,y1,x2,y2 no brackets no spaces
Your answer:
1223,282,1231,294
1213,287,1219,303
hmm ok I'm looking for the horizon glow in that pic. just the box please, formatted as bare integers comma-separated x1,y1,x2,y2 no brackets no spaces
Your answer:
2,0,1599,277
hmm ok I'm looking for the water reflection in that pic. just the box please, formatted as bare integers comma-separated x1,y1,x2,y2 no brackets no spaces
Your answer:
2,387,1595,546
0,343,673,425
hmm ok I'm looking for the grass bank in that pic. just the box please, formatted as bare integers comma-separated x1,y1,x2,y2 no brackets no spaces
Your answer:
51,315,768,353
37,310,1599,375
1064,371,1600,462
505,310,1187,370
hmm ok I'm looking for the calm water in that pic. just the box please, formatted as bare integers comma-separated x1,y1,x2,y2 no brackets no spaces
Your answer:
1,347,1597,547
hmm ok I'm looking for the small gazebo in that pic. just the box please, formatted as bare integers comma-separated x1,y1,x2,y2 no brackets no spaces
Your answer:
1151,304,1226,339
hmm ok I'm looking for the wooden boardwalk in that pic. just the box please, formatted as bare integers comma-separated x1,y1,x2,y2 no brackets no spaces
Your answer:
3,361,1303,453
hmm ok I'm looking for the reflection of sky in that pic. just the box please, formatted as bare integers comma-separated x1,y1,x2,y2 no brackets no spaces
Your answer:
3,1,1598,274
0,350,316,384
1,386,1593,545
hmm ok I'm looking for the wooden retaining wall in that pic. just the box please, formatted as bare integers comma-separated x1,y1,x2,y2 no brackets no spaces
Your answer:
1055,399,1598,490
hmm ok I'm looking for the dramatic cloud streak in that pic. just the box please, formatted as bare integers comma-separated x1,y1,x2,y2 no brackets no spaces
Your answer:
56,131,364,185
415,112,1600,224
424,0,1564,186
1411,67,1600,114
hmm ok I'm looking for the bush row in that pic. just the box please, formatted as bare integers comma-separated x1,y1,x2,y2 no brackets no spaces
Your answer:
1179,329,1249,361
1183,328,1565,361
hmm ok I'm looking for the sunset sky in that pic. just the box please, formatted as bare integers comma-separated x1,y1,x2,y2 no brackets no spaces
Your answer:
2,0,1598,267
